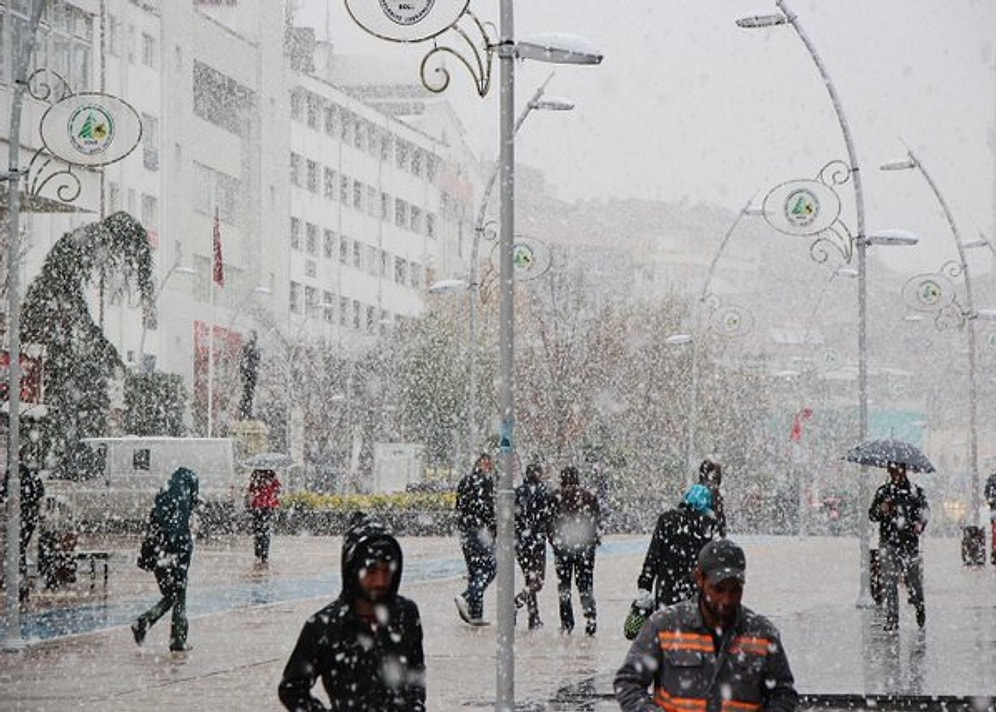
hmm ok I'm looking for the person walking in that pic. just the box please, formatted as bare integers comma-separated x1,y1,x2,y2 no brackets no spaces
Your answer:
634,483,715,614
454,452,497,625
279,512,426,711
868,460,929,631
986,470,996,565
549,465,601,636
132,467,201,652
0,463,46,603
698,458,727,538
247,468,281,564
615,539,798,712
514,461,553,630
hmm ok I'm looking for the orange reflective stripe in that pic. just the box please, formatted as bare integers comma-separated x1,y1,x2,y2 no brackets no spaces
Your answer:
729,636,771,656
721,700,762,712
658,631,713,653
654,688,707,711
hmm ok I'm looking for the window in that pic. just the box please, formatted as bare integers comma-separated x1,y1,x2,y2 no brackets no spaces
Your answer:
366,305,376,333
410,206,423,235
290,90,303,121
133,448,151,471
306,222,318,255
380,134,392,161
367,187,378,217
290,217,301,250
339,175,349,203
109,182,121,213
306,260,317,278
394,257,407,284
324,168,336,200
352,300,361,329
395,199,407,229
306,159,319,193
323,229,335,259
354,119,365,150
323,292,335,322
141,32,157,68
141,194,158,231
305,286,318,311
396,140,409,170
380,192,390,221
193,61,254,138
366,246,378,275
427,213,437,239
339,297,349,326
339,236,349,264
324,105,337,136
352,242,362,270
352,181,363,211
290,153,303,187
411,149,423,177
290,281,301,313
306,93,320,129
107,14,120,56
141,113,159,170
410,262,424,289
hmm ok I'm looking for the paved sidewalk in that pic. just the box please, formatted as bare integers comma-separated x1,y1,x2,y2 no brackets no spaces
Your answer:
0,533,994,710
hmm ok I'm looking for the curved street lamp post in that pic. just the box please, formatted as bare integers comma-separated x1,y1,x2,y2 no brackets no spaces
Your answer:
340,5,602,707
882,148,993,528
738,0,919,606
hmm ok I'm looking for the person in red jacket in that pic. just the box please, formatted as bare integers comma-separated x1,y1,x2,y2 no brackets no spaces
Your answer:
247,468,281,564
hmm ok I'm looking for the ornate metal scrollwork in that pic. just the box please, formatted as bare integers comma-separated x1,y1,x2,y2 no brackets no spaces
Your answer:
21,68,83,208
901,261,967,331
703,293,754,338
419,11,497,97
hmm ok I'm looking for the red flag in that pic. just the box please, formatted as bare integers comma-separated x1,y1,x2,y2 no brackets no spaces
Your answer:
212,207,224,287
790,407,814,441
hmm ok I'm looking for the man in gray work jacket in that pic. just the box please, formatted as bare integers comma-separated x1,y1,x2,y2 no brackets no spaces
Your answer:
614,539,798,712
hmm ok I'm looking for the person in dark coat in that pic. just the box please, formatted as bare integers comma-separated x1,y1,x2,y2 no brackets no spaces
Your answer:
247,468,282,564
454,452,497,625
132,467,201,652
985,470,996,566
549,465,601,635
278,512,426,712
868,461,929,631
1,464,45,602
514,461,553,630
635,483,715,612
698,459,727,538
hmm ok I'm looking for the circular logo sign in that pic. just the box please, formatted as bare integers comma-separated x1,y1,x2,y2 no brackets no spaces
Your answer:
68,104,115,156
915,279,943,308
379,0,436,26
784,187,819,229
512,243,535,272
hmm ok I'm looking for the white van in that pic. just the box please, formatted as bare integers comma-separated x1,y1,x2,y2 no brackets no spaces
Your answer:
47,437,241,532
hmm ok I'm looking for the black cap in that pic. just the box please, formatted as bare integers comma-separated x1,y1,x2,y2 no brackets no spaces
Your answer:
697,539,746,585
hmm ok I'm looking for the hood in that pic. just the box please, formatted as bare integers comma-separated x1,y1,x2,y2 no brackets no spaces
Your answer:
340,511,404,601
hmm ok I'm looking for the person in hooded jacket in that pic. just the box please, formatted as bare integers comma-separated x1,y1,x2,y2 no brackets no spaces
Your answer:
549,465,601,635
454,453,497,624
279,512,426,712
635,483,715,613
131,467,201,652
513,461,553,630
698,459,726,538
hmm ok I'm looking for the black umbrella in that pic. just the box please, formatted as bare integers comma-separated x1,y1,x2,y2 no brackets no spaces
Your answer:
843,439,935,473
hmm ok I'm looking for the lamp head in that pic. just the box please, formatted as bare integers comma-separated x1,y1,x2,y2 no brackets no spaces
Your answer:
880,158,917,172
735,13,788,28
515,33,604,65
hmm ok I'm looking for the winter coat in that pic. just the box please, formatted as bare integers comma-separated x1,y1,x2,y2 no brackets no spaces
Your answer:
144,467,200,570
868,478,929,556
514,477,552,552
985,473,996,510
248,470,281,510
637,503,713,608
278,516,426,712
614,597,798,712
456,468,495,539
549,483,601,554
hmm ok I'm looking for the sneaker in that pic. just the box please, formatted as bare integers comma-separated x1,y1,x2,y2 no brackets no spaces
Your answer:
170,644,193,653
131,621,147,646
915,607,926,628
528,614,543,631
883,618,898,632
454,595,473,624
585,620,597,637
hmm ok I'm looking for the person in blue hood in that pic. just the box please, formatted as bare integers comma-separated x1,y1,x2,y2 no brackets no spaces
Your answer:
279,512,426,711
131,466,201,652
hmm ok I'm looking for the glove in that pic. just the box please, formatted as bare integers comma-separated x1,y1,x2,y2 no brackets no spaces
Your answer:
634,589,654,611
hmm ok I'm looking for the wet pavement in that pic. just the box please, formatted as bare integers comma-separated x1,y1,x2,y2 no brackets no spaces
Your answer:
0,533,994,710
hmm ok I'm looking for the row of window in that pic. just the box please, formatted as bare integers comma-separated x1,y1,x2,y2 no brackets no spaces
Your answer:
0,2,92,92
290,153,437,238
288,283,393,335
290,89,439,182
289,217,425,290
105,12,157,69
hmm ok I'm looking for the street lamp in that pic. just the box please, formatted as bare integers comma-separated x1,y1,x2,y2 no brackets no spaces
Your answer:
466,73,575,459
138,265,196,371
881,147,987,527
738,0,914,606
685,196,762,476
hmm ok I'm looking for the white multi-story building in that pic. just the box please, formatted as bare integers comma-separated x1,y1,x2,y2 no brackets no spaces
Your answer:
1,0,480,437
